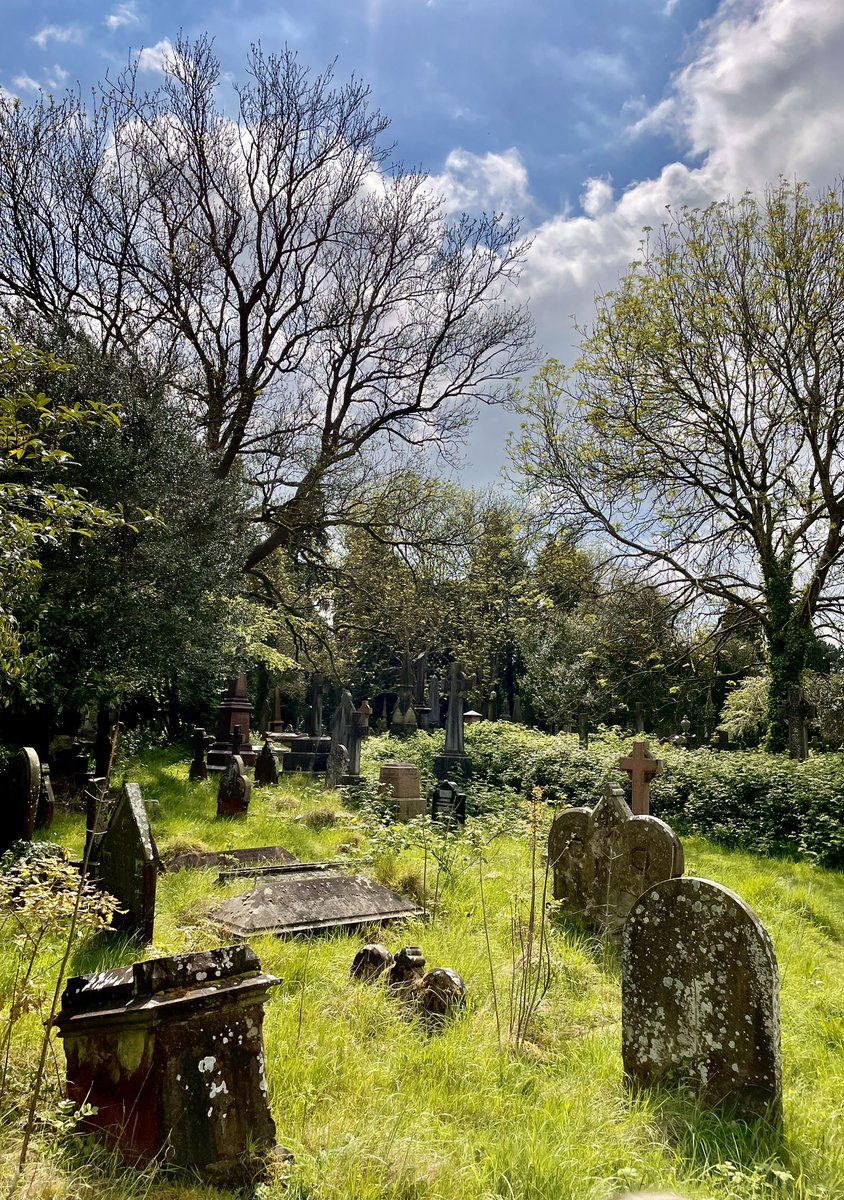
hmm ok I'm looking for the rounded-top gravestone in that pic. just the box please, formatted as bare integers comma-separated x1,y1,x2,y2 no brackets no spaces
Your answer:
1,746,40,854
622,876,781,1122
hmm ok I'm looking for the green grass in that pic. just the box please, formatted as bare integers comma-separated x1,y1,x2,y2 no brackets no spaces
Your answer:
1,742,844,1200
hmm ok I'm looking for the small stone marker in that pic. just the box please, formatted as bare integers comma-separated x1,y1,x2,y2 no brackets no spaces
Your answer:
56,945,281,1179
168,845,299,873
379,761,425,821
350,943,395,981
622,877,782,1121
212,871,424,936
188,726,215,781
618,739,663,815
418,967,467,1023
1,746,40,853
97,783,160,943
254,738,280,786
217,754,251,817
548,782,683,937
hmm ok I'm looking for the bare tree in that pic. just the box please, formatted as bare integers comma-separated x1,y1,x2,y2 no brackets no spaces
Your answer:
0,36,534,571
513,182,844,749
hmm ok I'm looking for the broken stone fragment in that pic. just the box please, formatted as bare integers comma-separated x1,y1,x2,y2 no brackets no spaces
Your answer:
386,945,426,991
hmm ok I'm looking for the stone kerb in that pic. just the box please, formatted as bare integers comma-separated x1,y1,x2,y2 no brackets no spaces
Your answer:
622,876,782,1122
547,782,684,937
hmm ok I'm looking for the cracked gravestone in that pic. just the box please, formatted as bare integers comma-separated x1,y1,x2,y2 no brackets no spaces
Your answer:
97,782,160,943
217,754,251,817
622,876,782,1122
1,747,40,853
547,782,683,938
212,871,423,937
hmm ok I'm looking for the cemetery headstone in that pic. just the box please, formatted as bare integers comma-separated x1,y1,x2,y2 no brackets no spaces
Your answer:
96,783,159,943
548,782,684,938
622,877,782,1121
512,695,524,724
329,689,355,754
270,686,284,732
431,779,466,825
217,755,251,818
618,739,663,815
500,696,512,721
188,726,215,782
345,704,370,782
325,743,350,789
57,945,281,1179
168,845,298,873
35,760,55,830
211,871,424,936
434,662,472,781
254,737,280,786
780,685,816,761
1,746,40,853
379,761,425,821
710,729,730,752
487,690,498,721
350,943,395,981
418,967,467,1023
208,672,255,772
578,713,589,750
428,674,441,729
306,670,325,735
387,945,426,992
634,704,645,734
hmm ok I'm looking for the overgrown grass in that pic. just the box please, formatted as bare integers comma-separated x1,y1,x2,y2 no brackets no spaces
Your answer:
1,739,843,1200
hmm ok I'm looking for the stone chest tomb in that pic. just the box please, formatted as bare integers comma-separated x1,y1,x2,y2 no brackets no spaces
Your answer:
56,945,281,1178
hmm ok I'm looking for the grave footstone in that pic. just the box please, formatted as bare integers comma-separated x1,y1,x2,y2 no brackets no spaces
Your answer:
622,877,782,1121
96,783,159,943
217,755,251,818
212,871,423,936
254,738,280,787
56,945,281,1179
548,782,683,938
618,739,662,815
1,746,40,853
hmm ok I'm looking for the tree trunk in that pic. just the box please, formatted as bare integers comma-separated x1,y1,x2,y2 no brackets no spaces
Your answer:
764,559,813,752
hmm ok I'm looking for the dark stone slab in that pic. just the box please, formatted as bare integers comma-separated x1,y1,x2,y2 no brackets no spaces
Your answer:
1,746,40,853
96,782,160,943
548,783,683,938
35,761,55,830
56,946,280,1178
622,877,782,1121
212,873,424,937
168,845,299,874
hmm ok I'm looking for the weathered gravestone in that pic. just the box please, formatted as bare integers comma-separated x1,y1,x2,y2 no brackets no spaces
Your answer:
419,967,467,1024
350,943,395,981
379,761,425,821
35,760,55,830
618,739,663,815
431,779,466,825
325,743,350,789
56,945,281,1180
780,685,817,761
217,754,251,818
1,746,40,853
622,877,782,1121
97,783,160,943
254,738,280,786
188,726,215,781
212,871,423,937
548,783,683,938
168,845,298,873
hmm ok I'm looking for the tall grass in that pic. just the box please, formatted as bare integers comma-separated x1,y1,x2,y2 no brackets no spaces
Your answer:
0,742,842,1199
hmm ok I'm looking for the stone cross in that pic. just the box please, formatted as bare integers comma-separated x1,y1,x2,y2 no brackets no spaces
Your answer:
622,877,782,1122
547,782,684,938
618,739,662,815
217,755,251,817
97,782,159,943
188,726,215,782
1,746,40,853
779,685,816,761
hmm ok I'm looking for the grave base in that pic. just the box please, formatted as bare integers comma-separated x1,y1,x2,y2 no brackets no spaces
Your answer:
433,752,472,783
394,797,426,822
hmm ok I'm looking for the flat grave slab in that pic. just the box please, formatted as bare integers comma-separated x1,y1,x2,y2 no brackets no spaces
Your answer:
212,872,423,937
168,845,300,874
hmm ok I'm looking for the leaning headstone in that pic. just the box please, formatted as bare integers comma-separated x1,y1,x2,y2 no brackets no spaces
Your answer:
97,783,159,943
548,782,683,938
254,738,280,787
1,747,40,853
217,755,251,818
622,877,782,1122
618,739,662,815
56,945,281,1180
188,726,215,782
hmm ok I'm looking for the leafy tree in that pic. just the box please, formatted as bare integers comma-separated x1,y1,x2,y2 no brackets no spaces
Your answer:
514,182,844,749
0,332,120,696
0,37,534,577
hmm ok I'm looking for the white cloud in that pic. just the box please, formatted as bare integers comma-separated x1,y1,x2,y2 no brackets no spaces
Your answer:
11,74,42,95
580,177,614,218
105,3,141,30
136,39,174,74
46,65,69,89
31,24,80,49
432,147,532,217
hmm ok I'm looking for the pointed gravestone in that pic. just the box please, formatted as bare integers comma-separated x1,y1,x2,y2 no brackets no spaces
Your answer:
97,783,159,943
217,755,251,818
618,739,662,815
1,746,40,854
254,738,280,786
548,782,683,938
622,877,782,1122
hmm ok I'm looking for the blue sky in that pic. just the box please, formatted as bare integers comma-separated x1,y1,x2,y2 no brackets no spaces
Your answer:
2,0,843,483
